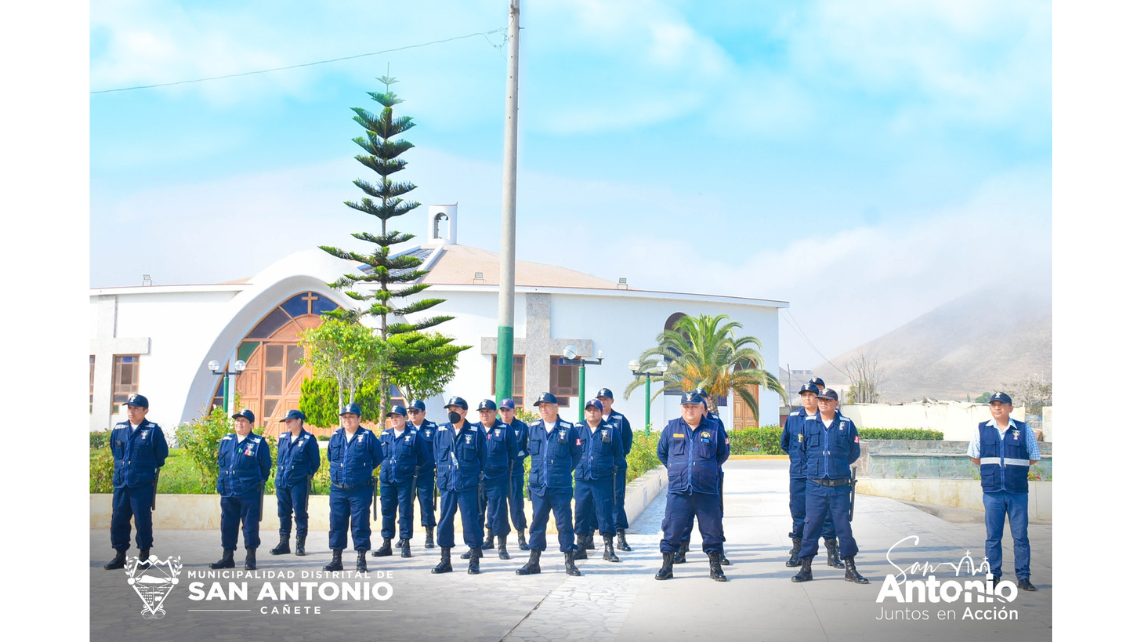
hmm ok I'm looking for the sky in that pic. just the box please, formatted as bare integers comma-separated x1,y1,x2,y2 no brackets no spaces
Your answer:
89,0,1052,369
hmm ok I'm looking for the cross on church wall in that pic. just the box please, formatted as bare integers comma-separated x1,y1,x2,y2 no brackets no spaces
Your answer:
480,292,593,406
91,295,151,431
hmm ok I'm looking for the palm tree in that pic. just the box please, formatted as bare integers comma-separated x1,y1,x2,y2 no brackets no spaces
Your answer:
623,313,787,420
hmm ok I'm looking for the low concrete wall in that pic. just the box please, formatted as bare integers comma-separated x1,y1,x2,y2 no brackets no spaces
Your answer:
91,467,670,533
842,403,1026,441
856,478,1052,521
856,439,1052,480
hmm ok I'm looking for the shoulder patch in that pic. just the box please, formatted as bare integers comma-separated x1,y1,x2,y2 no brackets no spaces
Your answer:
222,435,234,440
251,436,261,443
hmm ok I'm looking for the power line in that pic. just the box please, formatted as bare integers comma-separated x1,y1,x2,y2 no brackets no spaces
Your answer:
91,28,507,95
779,308,843,374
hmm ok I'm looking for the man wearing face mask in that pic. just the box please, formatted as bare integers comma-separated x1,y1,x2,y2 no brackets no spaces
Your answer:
407,399,439,549
323,403,384,573
211,409,272,571
431,397,488,575
573,399,625,563
499,399,531,550
516,392,584,576
374,405,432,559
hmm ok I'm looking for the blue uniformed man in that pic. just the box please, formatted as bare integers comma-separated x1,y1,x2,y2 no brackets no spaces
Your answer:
655,391,730,582
407,399,439,548
516,392,584,576
473,399,519,560
499,399,531,550
594,388,634,552
968,392,1040,591
779,383,842,568
675,388,733,566
210,409,272,570
431,397,488,574
323,403,383,573
373,405,433,559
270,409,321,557
104,394,169,570
793,388,868,583
573,399,625,563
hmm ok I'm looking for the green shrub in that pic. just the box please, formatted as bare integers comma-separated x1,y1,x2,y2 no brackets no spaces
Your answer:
173,405,234,493
155,449,209,494
90,431,110,450
625,433,661,482
90,448,114,493
858,428,944,440
727,427,784,454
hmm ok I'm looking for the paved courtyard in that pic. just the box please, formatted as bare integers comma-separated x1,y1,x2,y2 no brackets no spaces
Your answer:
90,460,1051,641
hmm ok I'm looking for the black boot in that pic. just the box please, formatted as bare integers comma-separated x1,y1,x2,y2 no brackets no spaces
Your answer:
674,539,689,564
468,547,481,575
586,532,596,550
602,535,620,562
786,538,803,567
210,548,235,570
518,529,530,551
655,552,674,580
295,534,306,556
271,534,290,555
356,549,368,572
424,526,435,549
137,547,152,570
616,529,632,552
482,527,495,551
720,550,732,566
516,549,541,575
372,537,392,557
564,551,581,576
244,547,257,571
1017,578,1037,591
792,556,813,583
573,534,589,560
825,538,844,569
323,549,343,572
498,536,511,560
843,556,868,584
460,548,471,560
709,551,727,582
103,550,127,570
431,547,452,574
400,538,411,558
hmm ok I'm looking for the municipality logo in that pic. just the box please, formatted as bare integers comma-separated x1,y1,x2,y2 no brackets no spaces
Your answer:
124,555,182,619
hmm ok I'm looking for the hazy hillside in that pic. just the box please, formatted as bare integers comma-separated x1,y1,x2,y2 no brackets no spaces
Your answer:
812,284,1051,402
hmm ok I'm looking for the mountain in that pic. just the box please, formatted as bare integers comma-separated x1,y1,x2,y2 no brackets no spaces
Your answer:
811,284,1051,402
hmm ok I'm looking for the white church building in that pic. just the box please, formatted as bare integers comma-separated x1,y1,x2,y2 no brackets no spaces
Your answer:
89,206,788,435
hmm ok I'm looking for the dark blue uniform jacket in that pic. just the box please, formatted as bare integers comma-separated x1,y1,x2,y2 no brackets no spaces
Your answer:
275,429,321,489
217,432,272,497
111,421,169,489
657,417,730,495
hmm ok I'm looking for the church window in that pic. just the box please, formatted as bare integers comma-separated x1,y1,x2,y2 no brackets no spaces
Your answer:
550,356,579,407
434,212,449,239
111,355,140,414
491,355,525,405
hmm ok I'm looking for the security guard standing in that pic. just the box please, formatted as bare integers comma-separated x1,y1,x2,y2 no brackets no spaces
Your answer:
516,392,584,576
323,403,383,573
573,399,625,563
474,399,518,560
968,392,1040,591
431,397,487,575
374,405,432,559
407,399,439,548
792,388,868,584
779,384,842,568
499,399,531,550
655,392,730,582
675,389,732,566
271,409,321,557
104,394,169,570
595,388,634,552
211,409,272,571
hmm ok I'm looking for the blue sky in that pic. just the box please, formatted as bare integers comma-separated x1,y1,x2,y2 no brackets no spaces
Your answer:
90,0,1052,368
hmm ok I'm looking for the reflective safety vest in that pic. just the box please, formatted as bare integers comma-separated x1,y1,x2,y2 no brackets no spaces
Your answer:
978,419,1031,494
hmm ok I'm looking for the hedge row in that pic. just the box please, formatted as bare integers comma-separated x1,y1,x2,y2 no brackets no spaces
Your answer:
857,428,944,440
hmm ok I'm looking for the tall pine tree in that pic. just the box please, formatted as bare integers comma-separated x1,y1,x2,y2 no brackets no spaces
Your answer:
321,74,464,415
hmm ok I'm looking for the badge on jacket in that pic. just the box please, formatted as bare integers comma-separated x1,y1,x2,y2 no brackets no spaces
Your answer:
798,433,803,442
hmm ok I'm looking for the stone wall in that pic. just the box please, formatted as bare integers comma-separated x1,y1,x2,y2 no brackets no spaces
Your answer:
855,439,1052,480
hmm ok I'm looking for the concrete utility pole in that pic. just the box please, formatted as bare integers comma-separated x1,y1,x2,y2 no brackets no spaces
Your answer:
495,0,521,406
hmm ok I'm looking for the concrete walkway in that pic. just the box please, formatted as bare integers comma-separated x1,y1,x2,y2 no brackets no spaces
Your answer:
89,461,1051,641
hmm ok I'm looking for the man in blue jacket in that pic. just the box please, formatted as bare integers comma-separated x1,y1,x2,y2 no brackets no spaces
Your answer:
593,388,634,552
323,403,383,573
573,399,626,563
271,409,321,557
374,405,433,559
655,391,731,582
104,394,169,570
431,397,487,575
407,399,439,549
516,392,584,576
211,409,272,571
674,388,732,567
499,399,531,550
476,399,519,561
792,388,867,584
780,383,841,568
968,392,1040,591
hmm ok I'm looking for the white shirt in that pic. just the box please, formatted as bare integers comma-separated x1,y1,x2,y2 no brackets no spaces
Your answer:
820,415,835,430
290,433,300,444
602,413,611,422
130,422,142,433
588,422,600,435
544,420,557,433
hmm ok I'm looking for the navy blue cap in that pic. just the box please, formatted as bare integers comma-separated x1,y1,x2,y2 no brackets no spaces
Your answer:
125,393,149,409
499,398,516,410
681,391,704,405
444,396,468,411
477,399,498,411
232,409,255,422
387,405,407,417
799,383,820,395
533,392,558,406
596,388,614,400
280,409,306,422
817,388,839,402
409,400,427,412
340,403,362,416
989,392,1013,405
694,388,709,398
810,377,825,387
585,399,604,412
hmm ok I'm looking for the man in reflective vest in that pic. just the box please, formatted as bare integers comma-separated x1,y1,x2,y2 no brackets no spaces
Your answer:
968,392,1040,591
